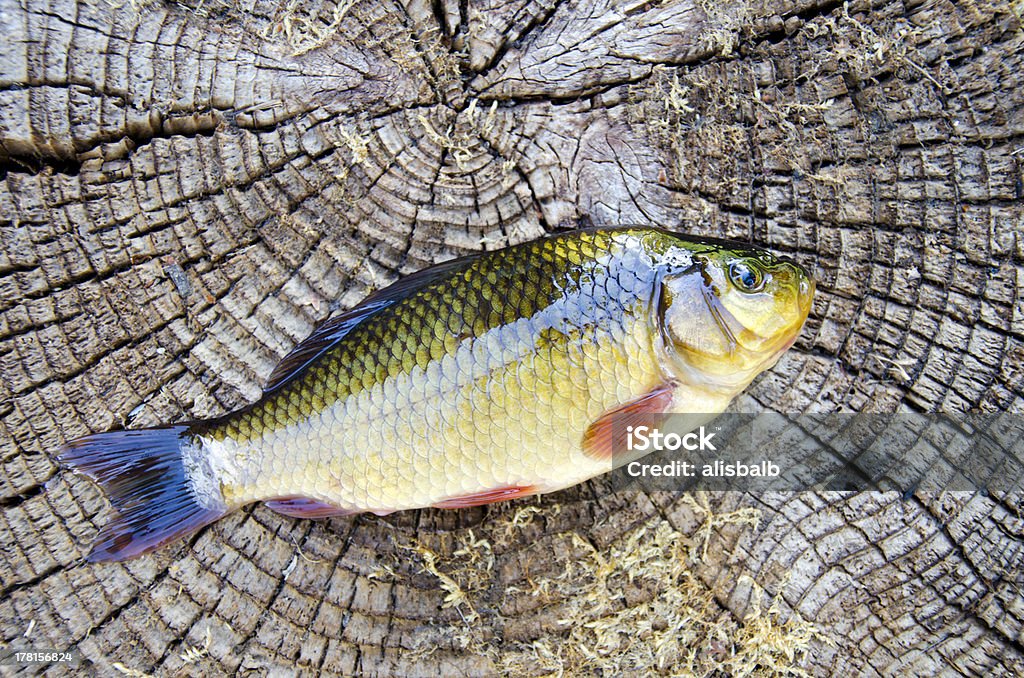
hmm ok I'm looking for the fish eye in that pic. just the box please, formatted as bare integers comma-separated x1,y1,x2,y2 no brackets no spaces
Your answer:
728,260,764,292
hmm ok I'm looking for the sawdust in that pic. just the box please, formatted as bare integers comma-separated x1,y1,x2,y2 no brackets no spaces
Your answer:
111,663,154,678
727,576,833,678
627,3,956,196
494,513,823,676
179,628,212,664
262,0,357,56
400,528,499,628
682,492,763,561
398,499,824,675
338,126,370,166
629,63,836,192
412,544,481,623
417,113,476,170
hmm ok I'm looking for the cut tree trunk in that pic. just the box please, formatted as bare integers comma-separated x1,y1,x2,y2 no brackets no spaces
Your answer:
2,0,1023,675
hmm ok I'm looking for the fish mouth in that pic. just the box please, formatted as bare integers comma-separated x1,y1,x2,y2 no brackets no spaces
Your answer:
770,328,802,361
761,291,814,365
736,282,814,374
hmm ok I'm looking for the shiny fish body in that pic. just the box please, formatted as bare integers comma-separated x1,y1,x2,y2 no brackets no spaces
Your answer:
205,230,666,511
61,227,814,560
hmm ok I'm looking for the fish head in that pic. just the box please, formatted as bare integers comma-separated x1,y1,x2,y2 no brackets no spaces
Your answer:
654,236,814,389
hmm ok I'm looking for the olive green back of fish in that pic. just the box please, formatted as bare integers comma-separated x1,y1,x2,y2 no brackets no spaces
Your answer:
215,228,659,443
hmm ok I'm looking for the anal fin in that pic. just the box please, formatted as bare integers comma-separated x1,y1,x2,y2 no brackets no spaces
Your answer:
265,496,356,518
582,382,675,461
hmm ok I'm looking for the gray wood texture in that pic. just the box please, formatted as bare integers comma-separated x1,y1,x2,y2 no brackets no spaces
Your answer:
1,0,1022,674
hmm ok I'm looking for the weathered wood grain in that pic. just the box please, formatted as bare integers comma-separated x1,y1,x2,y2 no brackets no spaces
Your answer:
1,0,1022,674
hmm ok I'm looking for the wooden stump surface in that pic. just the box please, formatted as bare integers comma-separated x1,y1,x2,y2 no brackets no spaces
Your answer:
1,0,1023,674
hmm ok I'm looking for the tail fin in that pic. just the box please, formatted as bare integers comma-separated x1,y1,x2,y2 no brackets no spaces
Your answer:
59,426,227,562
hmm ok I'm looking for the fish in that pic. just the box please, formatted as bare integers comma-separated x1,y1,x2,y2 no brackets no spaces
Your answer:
60,226,814,561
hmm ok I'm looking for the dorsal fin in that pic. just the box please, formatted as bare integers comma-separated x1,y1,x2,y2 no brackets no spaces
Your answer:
263,253,483,393
263,299,389,393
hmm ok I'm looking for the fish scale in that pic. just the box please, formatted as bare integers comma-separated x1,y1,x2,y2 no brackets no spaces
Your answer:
60,226,813,561
203,230,660,510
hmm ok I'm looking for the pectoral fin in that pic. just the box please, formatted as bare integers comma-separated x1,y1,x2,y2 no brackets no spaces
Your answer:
582,382,675,461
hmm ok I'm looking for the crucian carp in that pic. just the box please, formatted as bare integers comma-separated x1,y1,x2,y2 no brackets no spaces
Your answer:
61,227,814,561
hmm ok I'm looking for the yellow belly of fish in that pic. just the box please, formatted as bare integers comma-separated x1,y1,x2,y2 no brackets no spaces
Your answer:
209,315,668,511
